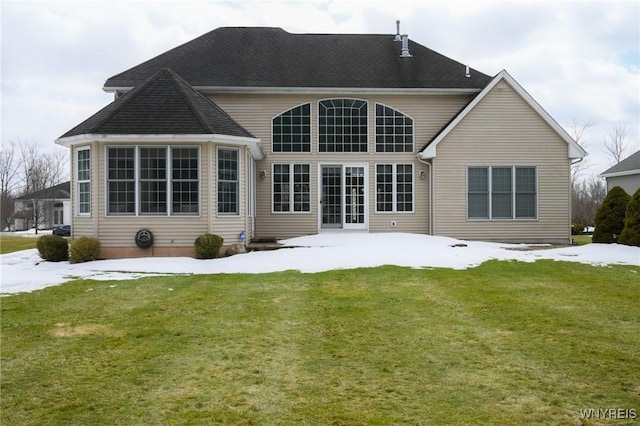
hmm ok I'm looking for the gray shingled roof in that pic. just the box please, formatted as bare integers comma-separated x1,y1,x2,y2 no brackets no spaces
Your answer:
104,27,491,90
16,181,70,201
60,68,255,139
601,150,640,176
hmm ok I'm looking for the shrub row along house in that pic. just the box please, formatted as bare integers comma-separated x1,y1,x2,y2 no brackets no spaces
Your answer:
56,25,587,258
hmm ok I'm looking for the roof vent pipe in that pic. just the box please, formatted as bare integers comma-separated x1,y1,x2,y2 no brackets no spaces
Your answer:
465,64,471,78
400,34,413,57
394,20,402,41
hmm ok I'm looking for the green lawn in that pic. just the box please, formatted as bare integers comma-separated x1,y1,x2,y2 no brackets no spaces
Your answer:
2,261,638,425
572,234,593,246
0,235,39,254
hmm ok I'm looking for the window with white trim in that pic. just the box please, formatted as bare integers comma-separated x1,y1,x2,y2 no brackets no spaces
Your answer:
106,146,200,216
272,103,311,152
375,164,414,212
375,103,414,153
77,147,90,215
273,163,310,213
319,99,368,152
467,166,537,219
217,147,239,215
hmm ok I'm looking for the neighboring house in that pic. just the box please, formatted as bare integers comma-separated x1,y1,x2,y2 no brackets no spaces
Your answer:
55,26,586,258
14,181,71,231
601,150,640,195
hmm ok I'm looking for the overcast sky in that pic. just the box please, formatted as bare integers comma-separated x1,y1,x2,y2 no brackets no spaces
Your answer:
2,0,639,179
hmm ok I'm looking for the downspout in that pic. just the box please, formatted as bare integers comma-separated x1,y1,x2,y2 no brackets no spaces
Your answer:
416,156,433,236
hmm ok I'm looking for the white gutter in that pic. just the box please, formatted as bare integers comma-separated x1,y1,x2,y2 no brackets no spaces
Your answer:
55,133,265,160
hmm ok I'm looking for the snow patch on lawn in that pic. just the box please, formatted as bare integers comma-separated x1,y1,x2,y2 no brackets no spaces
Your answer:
1,233,638,295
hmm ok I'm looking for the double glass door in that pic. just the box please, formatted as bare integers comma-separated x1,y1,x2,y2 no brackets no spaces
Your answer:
321,165,367,230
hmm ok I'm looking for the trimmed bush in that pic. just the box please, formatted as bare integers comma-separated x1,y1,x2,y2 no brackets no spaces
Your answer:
69,237,101,263
619,188,640,247
195,233,224,259
592,186,631,243
36,235,69,262
571,223,585,235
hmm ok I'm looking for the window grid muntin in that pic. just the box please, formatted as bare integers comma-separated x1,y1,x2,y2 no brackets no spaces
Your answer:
375,164,413,213
107,147,136,214
272,103,311,153
491,167,513,219
467,166,537,220
375,103,414,153
272,163,311,213
218,148,239,215
171,147,199,215
106,146,200,216
319,99,368,153
77,148,90,215
139,147,167,215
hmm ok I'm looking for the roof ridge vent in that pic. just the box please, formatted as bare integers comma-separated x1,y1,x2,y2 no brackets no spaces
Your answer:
394,20,402,41
400,34,413,58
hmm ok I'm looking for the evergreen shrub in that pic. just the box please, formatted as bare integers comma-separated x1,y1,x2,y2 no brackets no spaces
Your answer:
69,237,101,263
195,233,224,259
619,188,640,246
592,186,630,243
36,235,69,262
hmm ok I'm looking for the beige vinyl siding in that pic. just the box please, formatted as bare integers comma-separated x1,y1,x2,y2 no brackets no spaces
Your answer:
606,174,640,195
433,83,572,244
211,92,472,238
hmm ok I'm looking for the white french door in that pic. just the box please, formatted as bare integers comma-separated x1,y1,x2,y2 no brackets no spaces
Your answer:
320,164,368,231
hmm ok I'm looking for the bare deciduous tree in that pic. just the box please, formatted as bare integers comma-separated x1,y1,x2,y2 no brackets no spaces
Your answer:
572,175,607,228
604,125,629,165
0,142,21,230
13,141,69,233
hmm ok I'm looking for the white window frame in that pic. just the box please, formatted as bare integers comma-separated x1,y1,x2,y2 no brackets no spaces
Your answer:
105,145,201,217
375,163,415,213
217,147,241,216
76,146,91,216
466,166,538,221
271,163,312,214
374,103,415,153
271,103,312,153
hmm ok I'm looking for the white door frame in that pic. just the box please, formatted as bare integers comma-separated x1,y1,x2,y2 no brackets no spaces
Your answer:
318,163,369,232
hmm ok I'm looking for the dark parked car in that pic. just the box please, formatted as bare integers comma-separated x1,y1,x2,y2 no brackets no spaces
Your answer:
52,225,71,236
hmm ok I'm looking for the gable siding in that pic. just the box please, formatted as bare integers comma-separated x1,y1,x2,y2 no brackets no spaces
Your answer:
210,92,472,238
432,83,572,243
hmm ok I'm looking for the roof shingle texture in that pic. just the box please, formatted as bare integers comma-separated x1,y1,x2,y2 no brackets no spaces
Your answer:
61,69,255,139
602,150,640,175
105,27,491,90
16,181,70,200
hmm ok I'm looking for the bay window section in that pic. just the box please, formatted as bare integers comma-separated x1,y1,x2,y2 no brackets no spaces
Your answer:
77,147,90,215
107,147,135,214
467,166,537,220
106,146,200,216
171,148,199,214
217,148,239,215
139,147,167,214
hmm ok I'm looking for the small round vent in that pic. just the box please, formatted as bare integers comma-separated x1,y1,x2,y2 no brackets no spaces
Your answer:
134,229,154,249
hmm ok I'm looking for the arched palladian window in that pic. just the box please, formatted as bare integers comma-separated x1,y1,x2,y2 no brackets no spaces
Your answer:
319,99,368,153
375,103,414,153
272,103,311,152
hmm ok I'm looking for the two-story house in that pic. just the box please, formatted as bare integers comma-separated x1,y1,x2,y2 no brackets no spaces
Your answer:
56,26,586,258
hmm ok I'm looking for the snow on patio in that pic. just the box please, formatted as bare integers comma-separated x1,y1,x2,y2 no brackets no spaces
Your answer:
1,233,638,295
